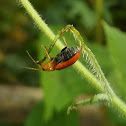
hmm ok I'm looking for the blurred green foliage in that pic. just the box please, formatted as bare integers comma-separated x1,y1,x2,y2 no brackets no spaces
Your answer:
103,22,126,125
104,22,126,99
1,0,126,126
25,100,80,126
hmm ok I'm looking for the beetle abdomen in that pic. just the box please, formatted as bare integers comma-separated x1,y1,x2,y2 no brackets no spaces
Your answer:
54,46,80,65
54,46,81,70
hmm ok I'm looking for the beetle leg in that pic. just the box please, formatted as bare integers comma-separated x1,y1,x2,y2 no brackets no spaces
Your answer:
41,45,51,61
60,31,67,47
47,27,69,55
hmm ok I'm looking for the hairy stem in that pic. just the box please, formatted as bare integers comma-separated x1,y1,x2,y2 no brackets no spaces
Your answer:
67,94,109,114
76,94,109,106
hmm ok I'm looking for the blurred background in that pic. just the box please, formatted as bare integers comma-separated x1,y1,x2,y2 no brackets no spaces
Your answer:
0,0,126,126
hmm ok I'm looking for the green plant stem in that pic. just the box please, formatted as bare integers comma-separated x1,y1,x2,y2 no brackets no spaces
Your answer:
67,94,109,114
76,94,109,106
67,25,114,96
19,0,126,117
73,61,103,92
111,95,126,116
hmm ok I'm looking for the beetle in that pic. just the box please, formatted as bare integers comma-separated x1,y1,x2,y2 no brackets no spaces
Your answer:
25,45,82,71
24,25,82,71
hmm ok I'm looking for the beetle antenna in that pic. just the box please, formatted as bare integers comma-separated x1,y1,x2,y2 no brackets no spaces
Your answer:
21,66,41,71
26,50,38,66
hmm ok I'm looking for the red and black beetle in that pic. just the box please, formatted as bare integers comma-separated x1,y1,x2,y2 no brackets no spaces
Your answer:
40,46,82,71
24,25,82,71
25,45,82,71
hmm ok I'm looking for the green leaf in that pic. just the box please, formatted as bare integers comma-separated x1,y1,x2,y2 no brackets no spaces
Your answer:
103,22,126,98
25,101,80,126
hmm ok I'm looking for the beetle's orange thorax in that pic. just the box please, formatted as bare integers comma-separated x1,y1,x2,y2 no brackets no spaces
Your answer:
40,61,56,71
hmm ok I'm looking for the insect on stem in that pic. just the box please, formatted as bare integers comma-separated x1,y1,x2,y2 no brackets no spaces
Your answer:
25,25,82,71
